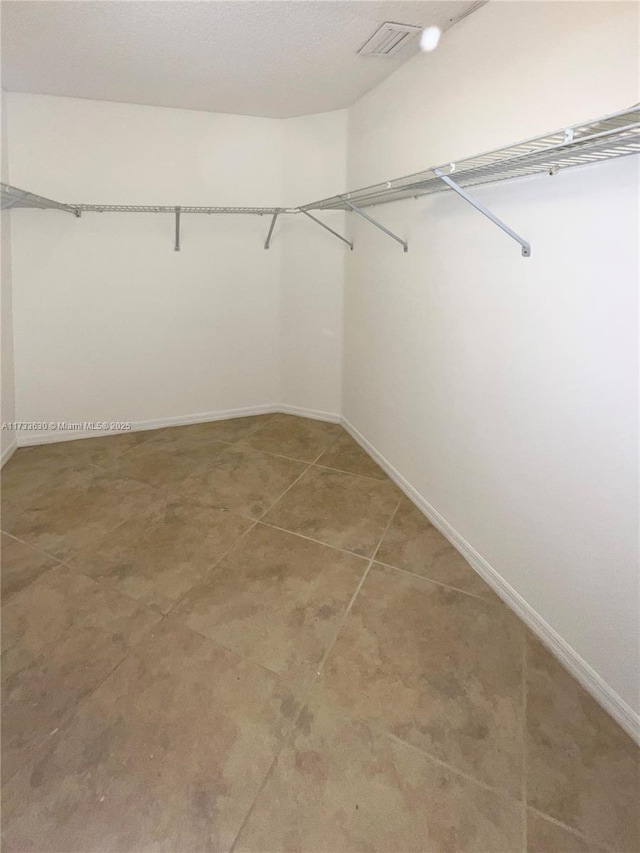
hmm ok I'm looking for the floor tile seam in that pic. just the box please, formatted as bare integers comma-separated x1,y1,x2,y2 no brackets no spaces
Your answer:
360,711,525,803
225,681,526,853
310,462,390,483
5,522,262,772
86,439,233,482
51,413,282,471
255,520,371,563
253,457,318,522
226,440,327,466
0,556,135,613
371,496,403,563
234,418,343,452
372,558,508,605
61,561,176,616
8,494,250,604
306,426,347,465
292,673,524,805
139,484,260,522
4,595,299,792
89,435,237,470
223,555,383,852
220,412,280,444
301,493,529,804
163,609,310,690
226,736,286,853
0,546,160,613
73,464,254,520
525,806,619,852
0,640,143,791
161,520,260,619
61,478,172,554
0,529,67,567
308,496,401,685
0,480,168,567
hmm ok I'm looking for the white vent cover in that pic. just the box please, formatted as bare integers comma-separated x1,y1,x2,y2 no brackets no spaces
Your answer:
358,22,422,57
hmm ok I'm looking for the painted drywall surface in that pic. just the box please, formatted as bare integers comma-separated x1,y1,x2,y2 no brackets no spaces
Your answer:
7,93,284,427
344,1,640,713
280,109,348,416
1,93,17,464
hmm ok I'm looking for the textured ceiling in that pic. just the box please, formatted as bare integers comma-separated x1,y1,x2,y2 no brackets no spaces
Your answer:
1,1,484,118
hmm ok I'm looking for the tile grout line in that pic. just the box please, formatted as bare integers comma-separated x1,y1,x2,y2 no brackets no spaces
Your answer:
0,529,68,566
250,441,336,523
86,412,279,470
226,731,284,853
2,477,170,572
525,806,619,853
361,712,526,803
227,556,379,853
313,495,403,681
311,462,388,482
1,429,349,615
2,494,267,788
256,520,370,561
228,493,403,853
373,557,506,605
0,420,335,792
161,519,260,620
0,632,148,790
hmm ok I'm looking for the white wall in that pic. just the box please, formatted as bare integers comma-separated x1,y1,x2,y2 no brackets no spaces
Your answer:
1,93,17,464
6,93,285,431
280,109,348,417
343,0,640,727
6,93,348,434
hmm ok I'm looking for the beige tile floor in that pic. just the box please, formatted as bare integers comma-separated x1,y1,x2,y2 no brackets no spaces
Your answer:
1,414,638,852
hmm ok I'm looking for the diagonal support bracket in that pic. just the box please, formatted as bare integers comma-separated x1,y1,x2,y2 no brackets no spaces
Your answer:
300,210,353,250
433,169,531,257
174,206,181,252
264,208,281,249
345,201,407,252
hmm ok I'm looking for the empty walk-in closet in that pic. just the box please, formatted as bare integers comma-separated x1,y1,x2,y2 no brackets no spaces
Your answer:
1,1,638,851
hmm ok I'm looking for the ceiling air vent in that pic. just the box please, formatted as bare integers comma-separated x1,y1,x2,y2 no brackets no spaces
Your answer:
358,22,422,57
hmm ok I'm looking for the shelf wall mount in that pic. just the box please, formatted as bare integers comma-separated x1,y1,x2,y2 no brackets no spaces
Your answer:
264,208,281,250
432,168,531,257
300,210,353,250
344,200,408,252
174,206,181,252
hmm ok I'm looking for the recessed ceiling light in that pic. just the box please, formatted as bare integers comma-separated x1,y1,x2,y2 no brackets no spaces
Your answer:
419,26,442,52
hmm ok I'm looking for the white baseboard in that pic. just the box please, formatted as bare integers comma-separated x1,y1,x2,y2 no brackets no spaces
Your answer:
14,403,342,447
1,437,17,467
278,404,342,424
341,416,640,745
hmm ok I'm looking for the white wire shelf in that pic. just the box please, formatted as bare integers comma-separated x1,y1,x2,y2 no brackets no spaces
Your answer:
0,188,285,217
1,183,81,216
301,105,640,212
75,204,285,214
2,105,638,256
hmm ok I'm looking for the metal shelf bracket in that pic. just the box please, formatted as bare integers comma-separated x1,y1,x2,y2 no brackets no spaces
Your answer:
433,169,531,257
264,208,281,249
345,201,408,252
174,206,181,252
301,210,353,249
